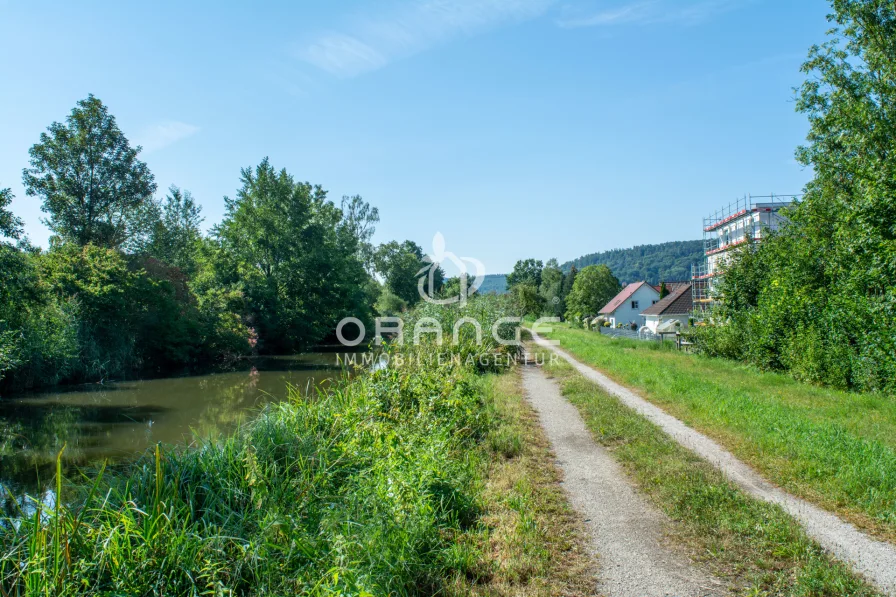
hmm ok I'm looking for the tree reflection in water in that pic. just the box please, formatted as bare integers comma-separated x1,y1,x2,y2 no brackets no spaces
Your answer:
0,353,350,502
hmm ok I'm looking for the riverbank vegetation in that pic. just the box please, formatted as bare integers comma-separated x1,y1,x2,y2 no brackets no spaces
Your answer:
695,0,896,394
0,96,445,395
533,344,879,595
538,325,896,543
0,298,592,595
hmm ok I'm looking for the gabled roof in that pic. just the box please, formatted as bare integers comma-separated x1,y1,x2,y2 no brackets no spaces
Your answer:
599,282,654,315
641,283,693,316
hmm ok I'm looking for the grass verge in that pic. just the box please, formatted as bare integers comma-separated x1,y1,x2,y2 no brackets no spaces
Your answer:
534,345,880,596
537,324,896,543
452,370,596,596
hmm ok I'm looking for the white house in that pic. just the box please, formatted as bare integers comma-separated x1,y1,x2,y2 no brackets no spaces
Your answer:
641,283,693,333
599,282,660,328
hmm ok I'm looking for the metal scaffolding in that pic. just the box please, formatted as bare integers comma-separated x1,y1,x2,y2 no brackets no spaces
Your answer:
692,194,798,312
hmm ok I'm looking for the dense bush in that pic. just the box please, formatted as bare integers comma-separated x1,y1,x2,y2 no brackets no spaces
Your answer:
0,244,252,393
695,0,896,393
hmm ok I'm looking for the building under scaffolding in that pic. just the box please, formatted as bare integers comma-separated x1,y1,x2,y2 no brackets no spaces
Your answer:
692,194,798,311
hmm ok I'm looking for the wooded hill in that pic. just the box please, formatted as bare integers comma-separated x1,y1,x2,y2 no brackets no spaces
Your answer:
561,240,703,285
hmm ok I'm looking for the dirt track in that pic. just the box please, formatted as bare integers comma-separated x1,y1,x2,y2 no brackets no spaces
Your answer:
530,330,896,596
522,364,723,597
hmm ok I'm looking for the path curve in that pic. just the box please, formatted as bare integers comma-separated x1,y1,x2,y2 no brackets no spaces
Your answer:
522,364,724,597
530,330,896,596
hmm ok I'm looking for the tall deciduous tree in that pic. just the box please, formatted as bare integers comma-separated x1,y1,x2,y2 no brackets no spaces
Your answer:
539,258,565,317
214,158,371,352
560,265,577,305
0,187,23,241
340,195,379,274
564,265,620,322
375,240,442,306
506,258,543,290
23,95,156,248
144,186,204,275
701,0,896,392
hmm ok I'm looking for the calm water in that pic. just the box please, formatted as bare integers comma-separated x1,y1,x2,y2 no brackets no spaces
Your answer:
0,353,352,497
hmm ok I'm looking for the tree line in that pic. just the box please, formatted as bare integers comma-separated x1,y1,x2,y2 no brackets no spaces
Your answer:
505,258,622,322
0,96,446,394
696,0,896,394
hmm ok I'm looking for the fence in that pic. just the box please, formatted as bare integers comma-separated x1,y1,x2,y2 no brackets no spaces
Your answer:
597,327,664,342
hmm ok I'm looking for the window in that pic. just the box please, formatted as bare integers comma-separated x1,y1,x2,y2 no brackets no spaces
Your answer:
631,300,639,309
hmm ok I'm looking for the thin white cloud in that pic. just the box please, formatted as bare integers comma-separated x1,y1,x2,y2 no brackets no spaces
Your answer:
556,0,747,28
297,0,557,78
136,121,200,154
301,34,389,78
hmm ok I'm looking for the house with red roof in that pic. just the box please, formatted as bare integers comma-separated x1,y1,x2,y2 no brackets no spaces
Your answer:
599,282,660,328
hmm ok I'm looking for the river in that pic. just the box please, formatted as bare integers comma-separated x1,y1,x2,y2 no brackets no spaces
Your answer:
0,353,355,499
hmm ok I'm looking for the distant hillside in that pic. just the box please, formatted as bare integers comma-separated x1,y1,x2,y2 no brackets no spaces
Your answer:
562,240,703,285
477,274,508,295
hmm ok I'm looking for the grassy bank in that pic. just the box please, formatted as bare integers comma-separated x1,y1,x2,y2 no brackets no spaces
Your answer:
536,347,879,596
0,299,592,596
538,325,896,543
3,351,488,594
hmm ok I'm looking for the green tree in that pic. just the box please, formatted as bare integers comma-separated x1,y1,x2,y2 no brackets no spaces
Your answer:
699,0,896,392
658,281,669,299
539,258,565,317
375,240,443,306
214,159,372,352
23,95,157,248
375,288,409,316
340,195,379,274
560,265,579,317
0,187,23,240
511,283,542,317
563,241,703,285
564,265,620,322
144,186,204,275
506,258,543,290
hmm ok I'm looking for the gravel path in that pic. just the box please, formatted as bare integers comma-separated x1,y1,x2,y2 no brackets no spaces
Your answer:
530,330,896,596
522,364,724,597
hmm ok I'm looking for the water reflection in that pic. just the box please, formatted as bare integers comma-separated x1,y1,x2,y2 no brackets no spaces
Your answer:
0,354,349,497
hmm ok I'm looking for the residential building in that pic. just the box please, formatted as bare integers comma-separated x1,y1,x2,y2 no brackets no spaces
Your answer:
641,283,693,333
692,194,797,310
599,282,660,328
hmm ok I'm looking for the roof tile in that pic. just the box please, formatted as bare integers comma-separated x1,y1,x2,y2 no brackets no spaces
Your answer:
641,283,693,316
599,282,650,314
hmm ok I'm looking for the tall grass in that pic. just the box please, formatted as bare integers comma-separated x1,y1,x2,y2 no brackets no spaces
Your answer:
0,298,519,595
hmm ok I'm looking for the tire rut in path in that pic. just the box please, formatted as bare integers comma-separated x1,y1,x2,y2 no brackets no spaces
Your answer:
530,331,896,596
521,363,724,597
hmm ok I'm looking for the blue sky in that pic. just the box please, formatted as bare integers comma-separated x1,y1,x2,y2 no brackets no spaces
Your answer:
1,0,829,274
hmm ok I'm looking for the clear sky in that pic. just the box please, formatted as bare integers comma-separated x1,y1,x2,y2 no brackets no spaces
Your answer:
1,0,829,274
